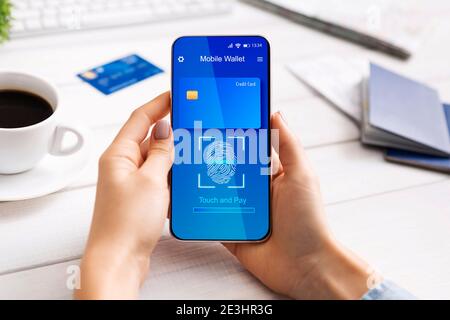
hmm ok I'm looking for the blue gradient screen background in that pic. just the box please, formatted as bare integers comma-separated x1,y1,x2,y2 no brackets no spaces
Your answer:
171,36,270,240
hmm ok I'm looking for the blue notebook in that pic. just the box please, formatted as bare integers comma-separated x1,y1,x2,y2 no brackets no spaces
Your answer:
385,104,450,173
362,63,450,156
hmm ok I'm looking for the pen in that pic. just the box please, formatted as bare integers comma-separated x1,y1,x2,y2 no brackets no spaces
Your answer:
241,0,411,60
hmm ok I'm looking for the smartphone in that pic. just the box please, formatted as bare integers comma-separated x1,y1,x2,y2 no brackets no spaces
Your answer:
171,36,271,241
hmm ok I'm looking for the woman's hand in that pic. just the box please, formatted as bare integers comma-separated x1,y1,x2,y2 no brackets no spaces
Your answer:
224,112,377,299
75,92,173,299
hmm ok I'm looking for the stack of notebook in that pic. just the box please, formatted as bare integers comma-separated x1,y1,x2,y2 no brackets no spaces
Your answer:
361,63,450,172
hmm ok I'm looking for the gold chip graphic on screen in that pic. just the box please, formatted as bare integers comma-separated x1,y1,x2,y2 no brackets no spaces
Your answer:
186,90,198,100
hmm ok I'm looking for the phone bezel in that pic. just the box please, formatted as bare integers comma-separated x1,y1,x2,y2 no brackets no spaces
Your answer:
170,35,271,242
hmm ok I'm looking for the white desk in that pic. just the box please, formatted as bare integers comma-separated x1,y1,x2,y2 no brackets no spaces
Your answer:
0,1,449,300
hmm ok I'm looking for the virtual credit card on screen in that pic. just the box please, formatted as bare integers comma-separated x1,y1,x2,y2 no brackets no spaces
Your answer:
178,77,261,129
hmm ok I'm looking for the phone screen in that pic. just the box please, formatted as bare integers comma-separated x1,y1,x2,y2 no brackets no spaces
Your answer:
171,36,270,241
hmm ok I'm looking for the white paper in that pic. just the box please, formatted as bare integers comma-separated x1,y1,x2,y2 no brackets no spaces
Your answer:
288,55,369,123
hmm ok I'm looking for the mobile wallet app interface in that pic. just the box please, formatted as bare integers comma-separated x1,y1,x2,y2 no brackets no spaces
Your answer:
171,36,270,241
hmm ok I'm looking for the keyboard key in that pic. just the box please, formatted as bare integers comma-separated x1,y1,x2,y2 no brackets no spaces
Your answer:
11,21,25,33
25,19,42,30
14,0,28,10
29,0,44,9
42,16,59,29
45,0,60,7
12,9,40,20
106,0,121,10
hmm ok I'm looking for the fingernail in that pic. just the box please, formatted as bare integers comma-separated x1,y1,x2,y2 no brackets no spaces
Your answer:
154,120,170,140
277,111,287,124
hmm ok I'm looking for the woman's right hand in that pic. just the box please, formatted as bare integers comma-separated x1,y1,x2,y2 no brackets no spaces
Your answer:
224,112,379,299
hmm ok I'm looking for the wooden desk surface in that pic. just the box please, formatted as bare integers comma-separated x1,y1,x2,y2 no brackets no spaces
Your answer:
0,1,449,299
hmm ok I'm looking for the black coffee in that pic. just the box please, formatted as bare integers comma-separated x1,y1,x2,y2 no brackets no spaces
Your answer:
0,90,53,128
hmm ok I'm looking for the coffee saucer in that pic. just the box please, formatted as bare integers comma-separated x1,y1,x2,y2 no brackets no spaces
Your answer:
0,138,91,202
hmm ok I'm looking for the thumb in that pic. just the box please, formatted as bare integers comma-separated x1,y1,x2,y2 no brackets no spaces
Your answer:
140,120,174,180
271,111,307,174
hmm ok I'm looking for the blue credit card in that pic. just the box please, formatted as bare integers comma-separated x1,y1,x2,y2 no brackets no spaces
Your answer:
77,54,163,95
176,77,261,129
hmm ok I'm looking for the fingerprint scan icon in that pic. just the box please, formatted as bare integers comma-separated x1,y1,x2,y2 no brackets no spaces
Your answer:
204,141,236,185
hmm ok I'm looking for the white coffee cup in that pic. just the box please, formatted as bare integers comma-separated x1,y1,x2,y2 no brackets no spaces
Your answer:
0,72,86,174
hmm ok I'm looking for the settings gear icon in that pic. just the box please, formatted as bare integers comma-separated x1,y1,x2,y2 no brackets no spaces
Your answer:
177,56,185,63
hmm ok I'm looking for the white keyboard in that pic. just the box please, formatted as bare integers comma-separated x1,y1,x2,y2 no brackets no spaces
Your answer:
10,0,232,38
